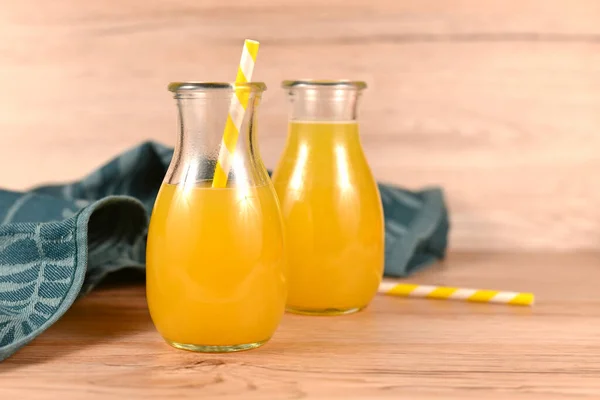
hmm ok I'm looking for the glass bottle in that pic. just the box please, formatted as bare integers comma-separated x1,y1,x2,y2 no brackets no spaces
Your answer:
272,80,384,315
147,82,286,352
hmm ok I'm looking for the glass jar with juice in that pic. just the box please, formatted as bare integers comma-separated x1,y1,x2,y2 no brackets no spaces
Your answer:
272,80,384,315
147,82,287,352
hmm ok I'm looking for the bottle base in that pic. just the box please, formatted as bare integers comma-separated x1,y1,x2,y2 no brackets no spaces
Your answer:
166,339,268,353
286,306,365,316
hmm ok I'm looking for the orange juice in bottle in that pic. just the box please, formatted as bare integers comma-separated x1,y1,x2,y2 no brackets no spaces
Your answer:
147,82,286,352
272,80,384,315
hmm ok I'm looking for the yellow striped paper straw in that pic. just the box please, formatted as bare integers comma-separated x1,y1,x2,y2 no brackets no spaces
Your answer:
212,39,260,188
378,282,534,306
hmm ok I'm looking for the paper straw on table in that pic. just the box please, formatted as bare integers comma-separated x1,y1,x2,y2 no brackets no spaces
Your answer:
379,282,535,306
212,39,260,188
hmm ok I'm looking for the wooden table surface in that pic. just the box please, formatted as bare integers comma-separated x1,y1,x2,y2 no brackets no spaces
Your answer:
1,253,599,399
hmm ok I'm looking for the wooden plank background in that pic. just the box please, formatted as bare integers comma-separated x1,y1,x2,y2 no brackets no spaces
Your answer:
1,0,599,250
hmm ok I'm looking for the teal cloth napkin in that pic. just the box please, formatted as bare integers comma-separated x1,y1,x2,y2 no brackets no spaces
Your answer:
0,142,449,361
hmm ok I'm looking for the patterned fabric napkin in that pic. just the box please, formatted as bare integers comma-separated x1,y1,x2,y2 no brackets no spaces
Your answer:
0,142,449,361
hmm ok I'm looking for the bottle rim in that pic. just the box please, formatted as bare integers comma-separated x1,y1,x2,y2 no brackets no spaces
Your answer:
281,80,367,90
168,82,267,92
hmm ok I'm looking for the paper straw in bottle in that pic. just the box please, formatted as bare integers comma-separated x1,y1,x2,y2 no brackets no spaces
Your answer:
212,39,260,188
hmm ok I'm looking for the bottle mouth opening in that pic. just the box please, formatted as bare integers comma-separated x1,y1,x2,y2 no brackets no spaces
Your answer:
168,82,267,93
281,80,367,90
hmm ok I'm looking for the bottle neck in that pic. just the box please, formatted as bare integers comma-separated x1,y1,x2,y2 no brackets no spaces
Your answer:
286,87,361,122
175,96,240,155
164,85,267,187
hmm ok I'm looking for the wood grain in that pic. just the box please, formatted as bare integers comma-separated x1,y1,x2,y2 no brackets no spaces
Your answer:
1,1,600,250
1,253,600,399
